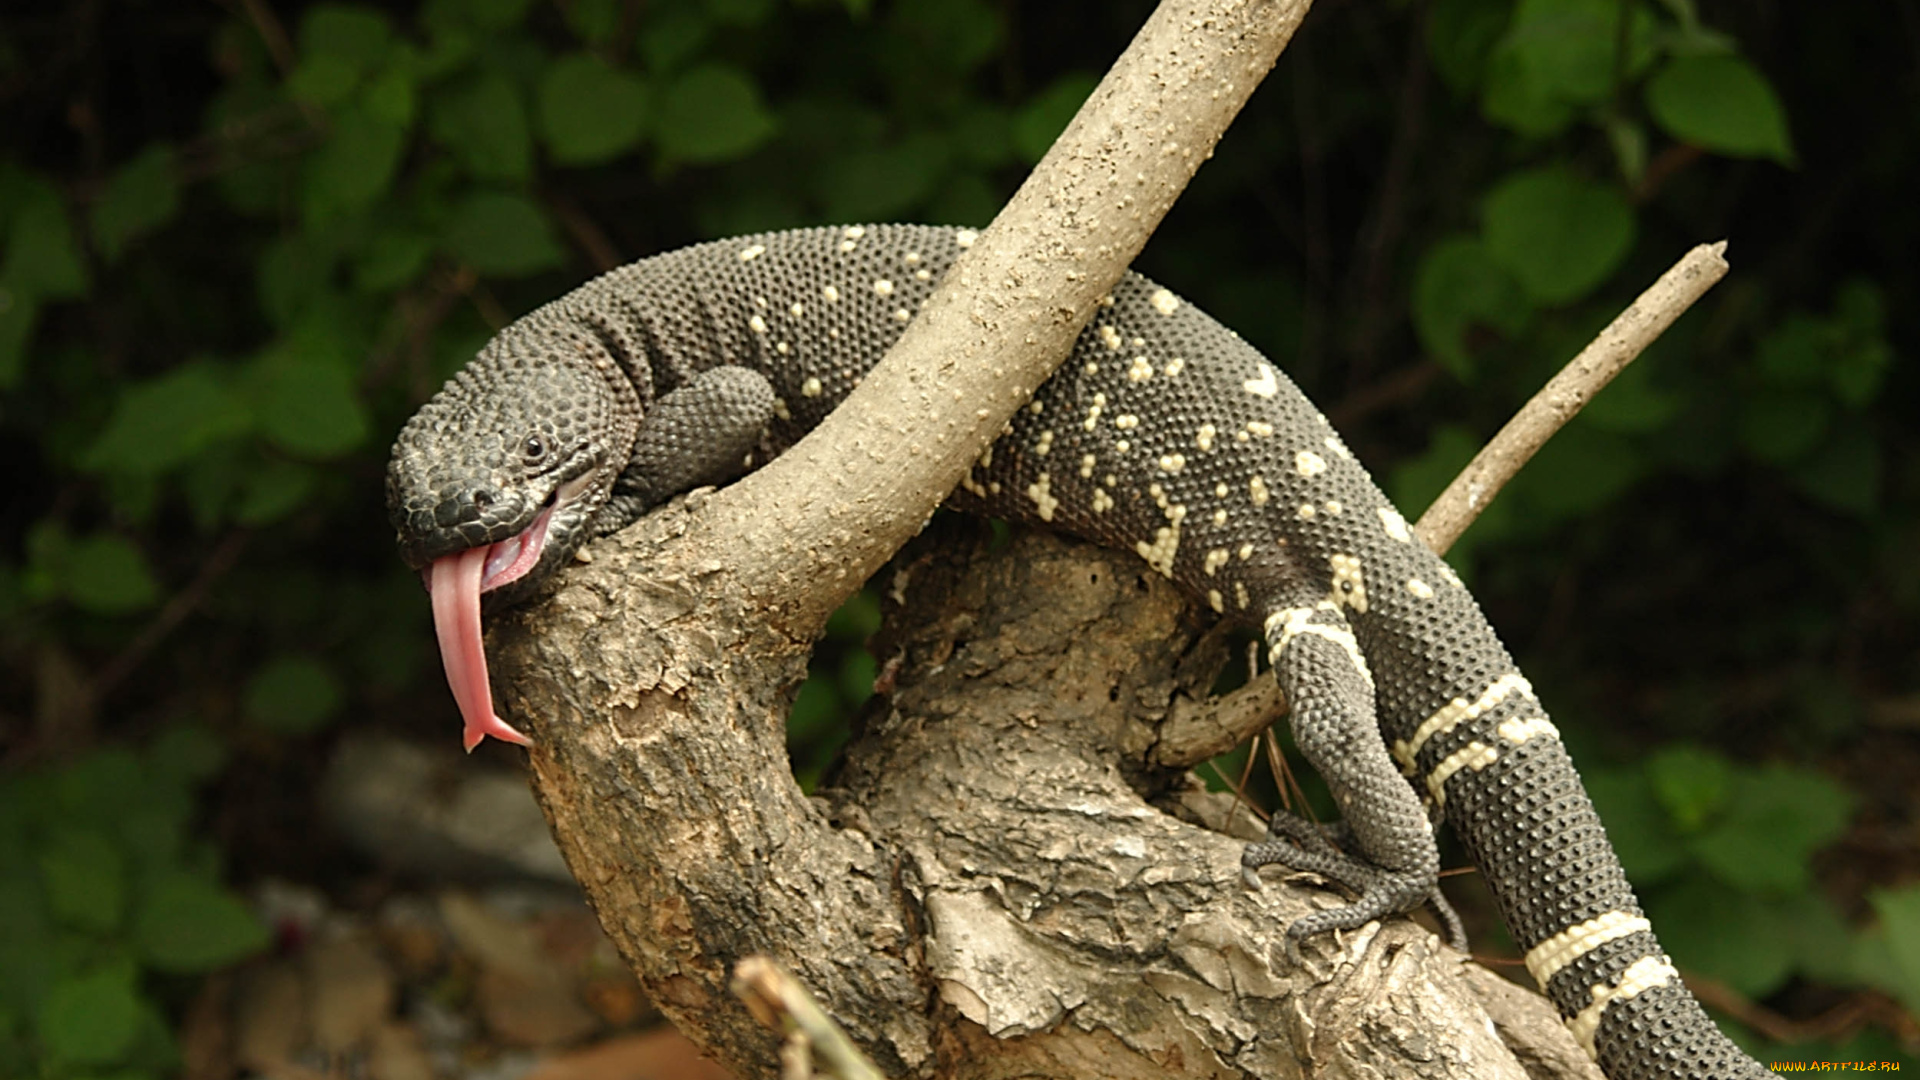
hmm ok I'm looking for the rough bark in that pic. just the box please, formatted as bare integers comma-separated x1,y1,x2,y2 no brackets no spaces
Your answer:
488,0,1609,1075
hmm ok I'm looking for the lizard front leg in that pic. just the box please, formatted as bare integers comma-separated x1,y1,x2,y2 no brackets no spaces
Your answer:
596,365,779,534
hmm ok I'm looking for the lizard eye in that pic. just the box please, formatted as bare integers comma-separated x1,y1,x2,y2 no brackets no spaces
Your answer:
524,435,547,462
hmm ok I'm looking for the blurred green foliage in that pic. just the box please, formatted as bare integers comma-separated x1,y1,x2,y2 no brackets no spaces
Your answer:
0,0,1915,1069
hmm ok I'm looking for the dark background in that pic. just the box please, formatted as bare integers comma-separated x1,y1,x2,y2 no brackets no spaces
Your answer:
0,0,1915,1071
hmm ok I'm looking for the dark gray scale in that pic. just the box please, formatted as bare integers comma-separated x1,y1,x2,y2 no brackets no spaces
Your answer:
388,224,1771,1079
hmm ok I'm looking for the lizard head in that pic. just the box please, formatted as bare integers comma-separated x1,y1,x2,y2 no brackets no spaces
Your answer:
385,319,640,751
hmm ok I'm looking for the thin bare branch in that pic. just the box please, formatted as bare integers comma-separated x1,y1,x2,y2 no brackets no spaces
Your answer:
733,957,887,1080
1414,241,1730,555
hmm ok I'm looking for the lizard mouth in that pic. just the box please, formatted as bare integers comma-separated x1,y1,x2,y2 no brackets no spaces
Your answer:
425,474,588,753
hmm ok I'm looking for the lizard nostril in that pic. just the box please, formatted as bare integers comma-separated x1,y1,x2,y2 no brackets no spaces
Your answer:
472,490,493,511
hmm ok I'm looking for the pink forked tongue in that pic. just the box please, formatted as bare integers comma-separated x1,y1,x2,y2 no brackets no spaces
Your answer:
429,547,532,752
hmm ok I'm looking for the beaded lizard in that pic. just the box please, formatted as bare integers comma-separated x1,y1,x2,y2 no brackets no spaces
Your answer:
386,224,1767,1078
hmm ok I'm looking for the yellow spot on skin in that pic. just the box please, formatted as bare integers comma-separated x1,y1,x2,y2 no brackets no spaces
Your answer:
822,284,840,303
1426,742,1499,805
1026,473,1059,522
1128,356,1154,382
1324,434,1351,459
1329,553,1369,613
977,446,993,470
1029,400,1044,415
955,228,978,248
1567,956,1680,1058
1134,524,1181,577
1406,578,1435,599
1151,288,1180,315
873,279,894,297
1099,325,1123,352
1246,421,1274,438
915,268,932,281
1114,414,1139,430
1091,488,1114,513
1196,423,1217,451
1397,674,1536,765
1097,294,1115,308
904,251,921,266
1378,507,1412,543
1105,474,1117,487
839,239,857,252
789,302,805,318
844,225,866,239
1524,912,1651,986
1114,439,1131,453
775,341,790,356
1033,430,1054,456
1324,500,1342,515
1265,603,1373,687
1295,450,1328,477
738,244,766,261
1214,482,1229,498
801,377,823,398
749,315,768,334
1235,582,1250,610
1249,475,1270,507
1212,508,1228,525
1164,357,1185,377
772,399,791,421
1208,589,1224,613
1243,364,1279,398
1297,503,1316,519
1083,393,1106,431
1498,716,1559,745
1079,454,1096,479
1158,454,1185,473
754,295,768,309
1203,549,1230,576
1084,362,1100,376
1237,543,1253,560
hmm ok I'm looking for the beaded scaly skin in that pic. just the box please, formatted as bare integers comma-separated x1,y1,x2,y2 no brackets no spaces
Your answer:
386,225,1769,1079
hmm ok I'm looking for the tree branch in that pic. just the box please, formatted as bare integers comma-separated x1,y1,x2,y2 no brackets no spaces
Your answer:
1413,241,1730,553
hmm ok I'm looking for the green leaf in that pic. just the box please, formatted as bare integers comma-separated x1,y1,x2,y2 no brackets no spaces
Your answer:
654,64,776,165
1508,420,1643,523
429,73,532,182
133,872,269,973
563,0,621,45
1580,352,1684,433
82,361,253,478
1410,234,1533,380
1645,743,1729,833
1481,166,1634,304
825,590,882,642
816,136,951,222
1427,0,1512,95
1497,0,1656,107
891,0,1001,72
234,457,320,526
1791,423,1880,516
444,191,565,276
1693,764,1852,892
0,285,39,387
1647,877,1795,997
537,54,649,165
708,0,775,27
37,827,124,933
1646,54,1794,163
354,231,433,292
3,183,87,299
1738,388,1829,464
300,4,393,72
243,352,368,460
1869,885,1920,1016
1012,73,1099,165
62,534,161,615
303,108,407,221
148,724,228,786
92,145,180,263
1584,766,1688,884
244,654,344,734
37,963,140,1065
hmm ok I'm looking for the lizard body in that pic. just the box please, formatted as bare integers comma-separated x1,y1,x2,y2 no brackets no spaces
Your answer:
386,224,1767,1078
